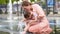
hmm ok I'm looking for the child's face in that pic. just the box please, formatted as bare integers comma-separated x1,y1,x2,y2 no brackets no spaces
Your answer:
29,14,32,18
29,13,36,20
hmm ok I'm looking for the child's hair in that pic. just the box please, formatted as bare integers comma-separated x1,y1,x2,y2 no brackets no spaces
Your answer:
24,11,31,19
23,11,33,20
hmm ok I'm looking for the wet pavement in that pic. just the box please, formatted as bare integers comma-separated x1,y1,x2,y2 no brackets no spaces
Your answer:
0,14,60,34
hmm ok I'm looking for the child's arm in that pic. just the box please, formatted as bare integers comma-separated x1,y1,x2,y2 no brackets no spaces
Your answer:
29,16,37,24
24,24,30,31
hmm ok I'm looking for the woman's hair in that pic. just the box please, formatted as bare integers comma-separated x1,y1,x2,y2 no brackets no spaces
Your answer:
22,1,32,6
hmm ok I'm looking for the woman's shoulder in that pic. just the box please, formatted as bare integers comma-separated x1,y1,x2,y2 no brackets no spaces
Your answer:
32,4,39,6
32,4,40,7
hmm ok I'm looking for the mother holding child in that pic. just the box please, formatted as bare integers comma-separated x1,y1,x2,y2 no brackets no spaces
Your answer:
21,1,52,34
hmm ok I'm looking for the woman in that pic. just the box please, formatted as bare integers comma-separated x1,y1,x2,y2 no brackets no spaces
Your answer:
22,1,52,34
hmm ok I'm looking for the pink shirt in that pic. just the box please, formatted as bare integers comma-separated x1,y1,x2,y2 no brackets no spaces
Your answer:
28,4,52,33
32,4,49,24
24,4,52,34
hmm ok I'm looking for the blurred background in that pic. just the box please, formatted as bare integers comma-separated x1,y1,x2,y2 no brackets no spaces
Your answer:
0,0,60,34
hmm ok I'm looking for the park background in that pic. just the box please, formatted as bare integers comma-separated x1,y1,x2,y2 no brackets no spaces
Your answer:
0,0,60,34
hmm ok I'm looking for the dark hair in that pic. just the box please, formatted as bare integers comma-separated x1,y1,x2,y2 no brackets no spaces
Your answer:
23,11,34,20
23,11,31,19
22,1,32,6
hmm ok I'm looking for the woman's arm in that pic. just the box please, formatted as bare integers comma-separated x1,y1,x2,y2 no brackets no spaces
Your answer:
35,4,45,19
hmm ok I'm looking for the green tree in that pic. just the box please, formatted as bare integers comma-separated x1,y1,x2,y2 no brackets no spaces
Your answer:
0,0,18,4
30,0,35,2
12,0,18,3
0,0,8,4
37,0,41,2
57,0,60,1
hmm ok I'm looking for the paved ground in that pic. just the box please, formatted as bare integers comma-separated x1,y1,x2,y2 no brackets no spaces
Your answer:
0,14,60,34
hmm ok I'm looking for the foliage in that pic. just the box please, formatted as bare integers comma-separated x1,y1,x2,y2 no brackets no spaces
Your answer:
0,0,18,4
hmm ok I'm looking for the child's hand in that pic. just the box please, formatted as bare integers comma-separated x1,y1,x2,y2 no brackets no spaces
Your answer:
23,31,26,34
37,16,44,20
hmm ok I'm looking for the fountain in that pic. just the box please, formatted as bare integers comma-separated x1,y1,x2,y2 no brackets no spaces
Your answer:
7,0,12,20
1,8,6,14
7,0,25,34
17,0,25,34
7,0,13,34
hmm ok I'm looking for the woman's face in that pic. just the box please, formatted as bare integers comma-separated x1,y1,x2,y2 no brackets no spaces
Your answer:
22,5,32,12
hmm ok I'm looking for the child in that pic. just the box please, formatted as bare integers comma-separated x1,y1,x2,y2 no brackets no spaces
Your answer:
23,11,38,34
23,11,38,26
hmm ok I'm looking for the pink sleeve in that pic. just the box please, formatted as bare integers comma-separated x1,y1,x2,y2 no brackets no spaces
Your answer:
35,4,45,17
